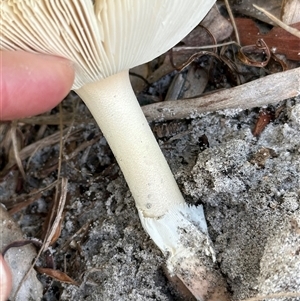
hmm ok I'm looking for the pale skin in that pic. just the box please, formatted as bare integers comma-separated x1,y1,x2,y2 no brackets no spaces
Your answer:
0,51,74,300
0,51,74,120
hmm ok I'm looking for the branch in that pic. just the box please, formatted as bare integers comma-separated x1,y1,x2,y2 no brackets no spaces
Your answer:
143,67,300,121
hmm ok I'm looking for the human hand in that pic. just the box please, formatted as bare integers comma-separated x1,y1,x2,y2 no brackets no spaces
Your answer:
0,254,12,301
0,51,75,120
0,51,74,300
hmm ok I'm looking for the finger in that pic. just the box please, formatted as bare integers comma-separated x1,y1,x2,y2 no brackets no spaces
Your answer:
0,254,12,301
0,51,75,120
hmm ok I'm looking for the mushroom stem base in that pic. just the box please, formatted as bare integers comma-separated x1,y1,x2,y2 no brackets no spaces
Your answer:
139,203,230,301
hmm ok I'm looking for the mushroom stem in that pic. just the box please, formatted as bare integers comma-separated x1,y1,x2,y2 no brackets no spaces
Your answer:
76,70,228,299
75,70,184,218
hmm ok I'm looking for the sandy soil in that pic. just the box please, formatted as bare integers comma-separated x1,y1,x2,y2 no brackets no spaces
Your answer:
2,94,300,301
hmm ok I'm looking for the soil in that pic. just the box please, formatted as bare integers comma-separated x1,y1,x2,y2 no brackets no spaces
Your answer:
2,92,300,300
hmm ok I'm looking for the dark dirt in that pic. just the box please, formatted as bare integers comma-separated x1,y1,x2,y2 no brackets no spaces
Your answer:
2,93,300,301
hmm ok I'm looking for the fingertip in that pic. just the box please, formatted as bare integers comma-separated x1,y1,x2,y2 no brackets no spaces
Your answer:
0,51,75,120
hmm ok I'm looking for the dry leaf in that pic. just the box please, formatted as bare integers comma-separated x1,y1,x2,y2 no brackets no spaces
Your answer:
229,0,281,25
47,212,65,246
182,65,208,98
252,110,273,137
42,178,68,249
235,18,300,61
130,64,149,94
193,5,233,43
36,267,79,286
250,148,277,168
282,0,300,24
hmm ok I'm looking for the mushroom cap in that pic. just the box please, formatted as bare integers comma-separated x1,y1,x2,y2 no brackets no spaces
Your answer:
1,0,215,89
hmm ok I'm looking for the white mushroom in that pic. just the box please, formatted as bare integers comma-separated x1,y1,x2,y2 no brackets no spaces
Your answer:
1,1,229,298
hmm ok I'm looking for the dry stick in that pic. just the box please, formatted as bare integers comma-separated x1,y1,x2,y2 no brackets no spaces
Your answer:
1,128,82,175
6,181,58,211
12,178,68,300
224,0,240,45
52,104,64,220
43,178,68,250
17,68,300,125
8,192,42,215
173,41,238,52
19,114,89,125
253,4,300,38
10,121,26,179
142,67,300,122
43,104,65,250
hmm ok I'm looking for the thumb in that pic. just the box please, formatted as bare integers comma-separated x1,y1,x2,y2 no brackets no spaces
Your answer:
0,51,75,120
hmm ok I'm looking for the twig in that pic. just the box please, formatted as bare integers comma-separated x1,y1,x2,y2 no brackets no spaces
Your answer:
142,67,300,122
1,127,82,175
6,181,58,211
225,0,240,44
12,178,68,299
44,178,68,250
253,4,300,38
173,41,238,51
10,121,26,179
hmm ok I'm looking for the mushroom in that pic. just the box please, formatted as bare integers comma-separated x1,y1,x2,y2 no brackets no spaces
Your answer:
1,1,229,298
